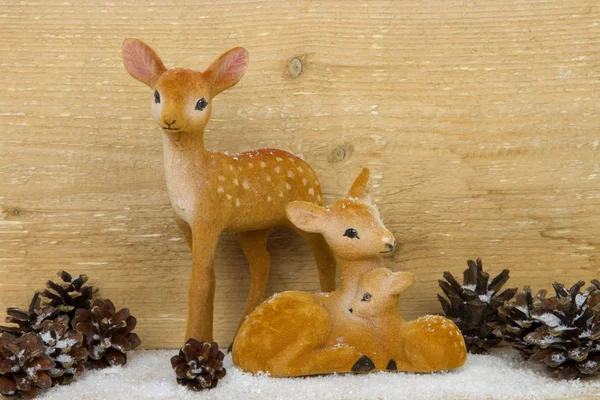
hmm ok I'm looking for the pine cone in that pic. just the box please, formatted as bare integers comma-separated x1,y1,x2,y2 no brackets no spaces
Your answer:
171,339,226,391
39,315,88,385
494,280,600,379
0,333,54,399
72,299,141,369
438,258,517,353
0,292,71,336
41,271,96,320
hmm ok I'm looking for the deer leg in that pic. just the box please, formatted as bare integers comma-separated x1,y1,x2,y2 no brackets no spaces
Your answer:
295,229,336,292
174,215,193,250
235,229,271,336
185,228,220,342
273,345,368,377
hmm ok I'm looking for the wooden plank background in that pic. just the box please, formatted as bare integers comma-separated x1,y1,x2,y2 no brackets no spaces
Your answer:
0,0,598,349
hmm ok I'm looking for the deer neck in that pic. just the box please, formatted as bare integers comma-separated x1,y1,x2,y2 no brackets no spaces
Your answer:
161,129,211,222
161,129,212,175
162,128,207,157
335,255,385,292
369,311,406,341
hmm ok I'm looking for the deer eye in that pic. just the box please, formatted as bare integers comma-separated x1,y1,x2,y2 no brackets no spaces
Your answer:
195,98,208,111
361,293,372,302
154,91,160,104
344,228,359,239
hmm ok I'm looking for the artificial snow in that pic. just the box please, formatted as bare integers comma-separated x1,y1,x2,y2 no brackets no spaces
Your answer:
533,313,564,328
35,347,600,400
478,290,495,303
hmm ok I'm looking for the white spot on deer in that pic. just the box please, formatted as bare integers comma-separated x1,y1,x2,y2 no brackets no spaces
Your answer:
233,178,239,186
248,162,254,168
287,170,295,178
275,166,281,173
260,161,267,168
217,186,224,193
226,194,232,200
266,175,272,182
218,176,225,182
229,165,234,171
242,180,250,189
278,191,284,198
315,180,320,187
276,157,283,162
297,166,304,173
449,330,454,336
288,157,295,163
308,188,315,196
235,198,241,207
267,196,272,202
238,166,243,171
317,194,322,201
302,178,307,186
286,183,291,190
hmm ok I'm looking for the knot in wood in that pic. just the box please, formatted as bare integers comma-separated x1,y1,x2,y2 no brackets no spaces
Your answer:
288,57,303,78
329,147,347,163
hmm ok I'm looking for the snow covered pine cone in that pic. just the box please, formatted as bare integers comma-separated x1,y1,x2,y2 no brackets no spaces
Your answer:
0,292,71,337
71,298,141,369
171,339,226,391
41,271,96,320
494,280,600,379
0,333,54,399
438,258,517,353
39,315,88,385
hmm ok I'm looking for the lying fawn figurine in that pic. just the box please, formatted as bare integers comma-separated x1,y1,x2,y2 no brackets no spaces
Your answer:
232,168,467,376
122,39,335,342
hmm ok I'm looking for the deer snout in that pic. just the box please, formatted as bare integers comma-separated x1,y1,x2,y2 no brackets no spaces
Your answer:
381,236,397,254
162,117,182,131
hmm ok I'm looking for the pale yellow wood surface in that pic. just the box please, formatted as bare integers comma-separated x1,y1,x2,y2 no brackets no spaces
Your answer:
0,0,598,348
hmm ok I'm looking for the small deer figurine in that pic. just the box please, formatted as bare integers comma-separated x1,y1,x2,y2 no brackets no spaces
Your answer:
232,168,467,376
122,39,335,342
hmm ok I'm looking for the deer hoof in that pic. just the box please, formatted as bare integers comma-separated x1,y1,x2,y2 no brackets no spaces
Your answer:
351,355,375,372
386,359,397,371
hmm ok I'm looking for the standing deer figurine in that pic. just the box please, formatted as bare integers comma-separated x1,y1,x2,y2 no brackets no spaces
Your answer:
232,168,467,376
122,39,335,342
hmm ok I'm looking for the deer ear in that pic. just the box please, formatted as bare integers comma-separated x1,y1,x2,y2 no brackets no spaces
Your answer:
205,47,248,97
389,271,414,296
123,39,167,88
348,168,373,203
286,201,328,233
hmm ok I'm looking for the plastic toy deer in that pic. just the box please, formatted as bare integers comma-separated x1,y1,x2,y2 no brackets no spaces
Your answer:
232,168,467,376
122,39,335,342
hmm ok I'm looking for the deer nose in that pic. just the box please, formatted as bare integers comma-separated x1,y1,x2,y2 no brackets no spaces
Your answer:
349,308,353,314
385,243,395,251
164,119,176,127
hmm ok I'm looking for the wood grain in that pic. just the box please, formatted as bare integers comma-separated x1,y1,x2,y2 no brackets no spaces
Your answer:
0,0,598,348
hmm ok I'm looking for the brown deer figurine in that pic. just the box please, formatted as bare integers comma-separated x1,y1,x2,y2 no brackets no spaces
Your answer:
232,168,467,376
122,39,335,342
